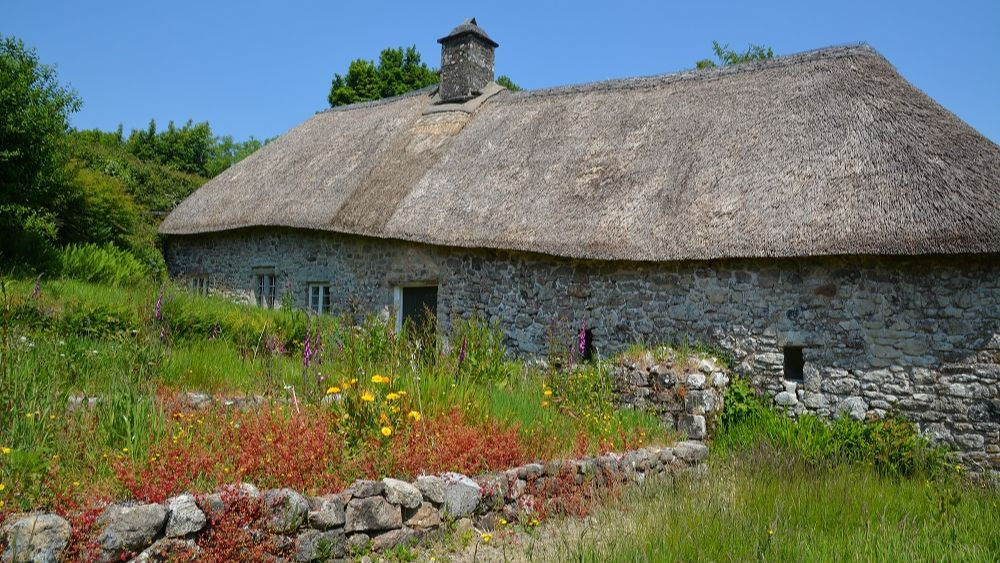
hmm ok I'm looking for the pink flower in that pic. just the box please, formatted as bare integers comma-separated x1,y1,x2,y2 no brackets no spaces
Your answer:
154,288,163,321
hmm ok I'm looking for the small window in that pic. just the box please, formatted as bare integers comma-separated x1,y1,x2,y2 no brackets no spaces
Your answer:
256,272,276,309
189,276,209,295
307,284,333,314
394,285,438,331
783,346,804,381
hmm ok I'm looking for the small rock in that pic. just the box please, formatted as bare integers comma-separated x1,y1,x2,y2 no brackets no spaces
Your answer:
413,475,445,504
307,495,346,530
403,502,441,530
2,514,72,563
294,529,346,562
344,479,384,499
711,371,729,387
677,414,707,439
775,391,798,407
687,372,707,389
674,441,709,463
516,463,544,480
838,396,868,421
165,494,206,538
181,392,212,409
129,538,199,562
441,473,482,518
263,489,309,534
371,527,418,551
345,497,402,532
97,503,169,562
382,478,422,509
346,533,370,552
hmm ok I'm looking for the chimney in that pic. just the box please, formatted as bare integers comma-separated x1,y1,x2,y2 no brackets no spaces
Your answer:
437,18,499,103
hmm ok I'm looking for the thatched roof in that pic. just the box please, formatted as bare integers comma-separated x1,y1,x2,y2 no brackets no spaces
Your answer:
160,45,1000,261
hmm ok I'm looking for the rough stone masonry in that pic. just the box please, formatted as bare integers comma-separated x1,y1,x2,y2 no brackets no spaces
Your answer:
165,228,1000,472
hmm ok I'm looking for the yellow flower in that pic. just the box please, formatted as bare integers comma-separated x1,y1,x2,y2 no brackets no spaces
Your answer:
499,518,507,526
0,483,5,492
407,411,421,422
72,481,80,487
542,401,549,407
380,426,393,437
325,386,341,395
1,447,10,455
543,389,553,397
350,378,358,385
768,528,775,536
371,375,390,384
122,447,129,453
361,391,375,402
386,393,400,401
481,532,493,543
398,391,407,396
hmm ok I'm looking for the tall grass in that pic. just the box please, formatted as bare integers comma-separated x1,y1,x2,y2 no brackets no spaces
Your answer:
564,452,999,561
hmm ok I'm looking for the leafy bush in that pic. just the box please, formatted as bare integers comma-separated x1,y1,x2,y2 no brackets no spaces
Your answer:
60,243,151,287
716,377,950,477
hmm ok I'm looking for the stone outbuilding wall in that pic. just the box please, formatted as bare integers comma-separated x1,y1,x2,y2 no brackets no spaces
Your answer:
164,229,1000,471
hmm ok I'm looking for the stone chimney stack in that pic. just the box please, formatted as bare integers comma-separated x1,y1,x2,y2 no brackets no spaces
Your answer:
437,18,499,103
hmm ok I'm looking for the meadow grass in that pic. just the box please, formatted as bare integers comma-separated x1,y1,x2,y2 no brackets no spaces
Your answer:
563,450,999,562
0,277,669,511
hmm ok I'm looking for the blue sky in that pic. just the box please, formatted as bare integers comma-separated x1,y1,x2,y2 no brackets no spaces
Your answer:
6,0,999,143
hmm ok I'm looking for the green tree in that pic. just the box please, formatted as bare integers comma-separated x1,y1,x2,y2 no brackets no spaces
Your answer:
328,46,438,107
696,41,774,69
0,35,81,269
496,75,522,92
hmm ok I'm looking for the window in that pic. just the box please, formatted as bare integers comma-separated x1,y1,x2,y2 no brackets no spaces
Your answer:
307,284,333,314
783,346,804,381
189,276,209,295
256,272,276,308
393,285,438,331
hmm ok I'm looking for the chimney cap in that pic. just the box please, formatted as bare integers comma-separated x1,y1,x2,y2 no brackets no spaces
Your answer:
437,17,499,48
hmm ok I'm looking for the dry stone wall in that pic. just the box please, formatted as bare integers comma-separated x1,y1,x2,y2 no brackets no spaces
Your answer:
0,443,708,562
165,229,1000,471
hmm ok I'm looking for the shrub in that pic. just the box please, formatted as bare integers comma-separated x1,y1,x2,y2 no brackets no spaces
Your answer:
60,243,151,287
716,377,949,477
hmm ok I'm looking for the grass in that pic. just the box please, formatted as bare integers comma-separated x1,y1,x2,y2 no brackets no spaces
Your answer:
560,451,999,561
0,277,670,513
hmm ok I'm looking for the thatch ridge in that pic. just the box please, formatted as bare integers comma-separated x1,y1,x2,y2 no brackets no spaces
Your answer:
160,44,1000,262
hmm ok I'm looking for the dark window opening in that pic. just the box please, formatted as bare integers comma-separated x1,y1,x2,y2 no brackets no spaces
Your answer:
581,328,595,361
401,286,438,330
783,346,804,381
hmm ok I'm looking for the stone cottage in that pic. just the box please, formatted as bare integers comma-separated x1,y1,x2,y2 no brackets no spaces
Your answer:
160,19,1000,469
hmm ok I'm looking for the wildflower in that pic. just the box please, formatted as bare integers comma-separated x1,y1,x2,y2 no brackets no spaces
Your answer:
481,532,493,543
371,374,389,384
407,411,421,422
542,401,549,407
0,483,5,492
154,288,163,321
361,391,375,402
122,447,129,453
543,389,553,397
579,319,587,358
398,391,407,396
326,386,341,395
303,319,313,368
25,412,33,419
350,378,358,385
768,528,775,536
499,518,507,526
386,393,400,401
380,426,393,437
73,481,79,487
0,447,9,455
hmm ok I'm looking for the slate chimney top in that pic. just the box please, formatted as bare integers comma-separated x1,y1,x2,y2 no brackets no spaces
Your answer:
436,18,498,103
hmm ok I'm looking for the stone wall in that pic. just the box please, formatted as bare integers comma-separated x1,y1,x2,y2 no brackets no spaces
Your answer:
164,229,1000,471
0,443,708,561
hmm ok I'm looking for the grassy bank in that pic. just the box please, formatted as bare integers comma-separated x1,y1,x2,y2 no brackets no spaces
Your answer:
0,278,668,513
551,451,999,562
